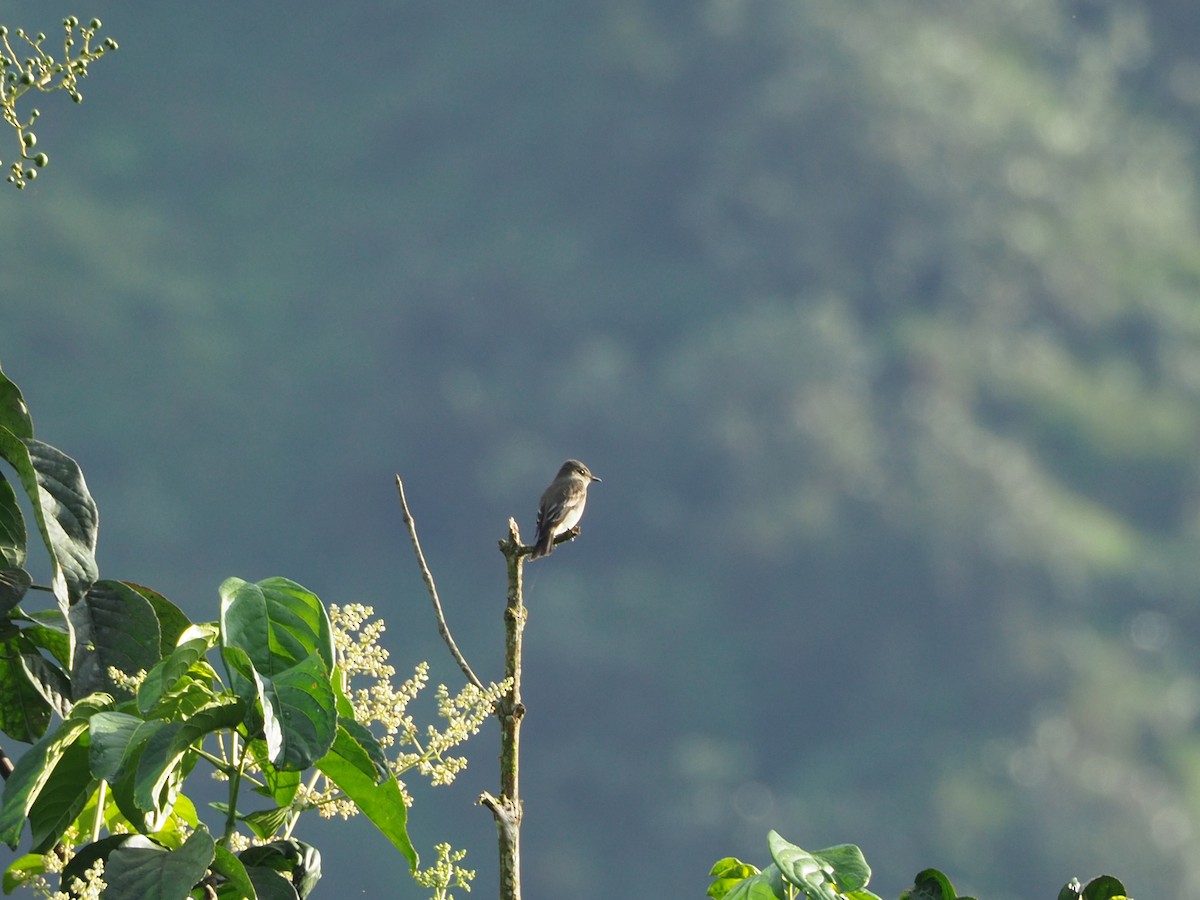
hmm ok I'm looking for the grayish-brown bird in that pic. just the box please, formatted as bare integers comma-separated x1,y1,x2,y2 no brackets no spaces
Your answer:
530,459,601,559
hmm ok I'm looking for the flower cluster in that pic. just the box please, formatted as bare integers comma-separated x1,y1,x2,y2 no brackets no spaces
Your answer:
1,16,118,187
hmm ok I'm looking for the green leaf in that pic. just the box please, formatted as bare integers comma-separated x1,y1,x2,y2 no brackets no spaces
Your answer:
210,843,259,900
137,627,219,715
812,843,872,892
124,583,193,657
315,725,418,871
69,580,163,699
333,680,388,779
0,474,27,570
250,738,302,806
219,577,334,683
772,835,878,900
3,851,46,893
240,805,293,841
0,370,33,441
21,611,71,667
708,857,770,900
0,432,98,609
18,648,72,721
218,578,338,770
244,866,300,900
902,868,959,900
719,864,787,900
0,634,54,743
103,826,216,900
133,700,245,827
89,711,150,780
0,566,30,612
0,716,91,848
28,739,95,853
240,839,321,899
1078,875,1128,900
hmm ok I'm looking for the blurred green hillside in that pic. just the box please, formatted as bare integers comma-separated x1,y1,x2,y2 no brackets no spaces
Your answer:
3,1,1200,898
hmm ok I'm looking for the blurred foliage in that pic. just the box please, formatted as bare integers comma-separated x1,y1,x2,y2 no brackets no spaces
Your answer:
3,0,1200,898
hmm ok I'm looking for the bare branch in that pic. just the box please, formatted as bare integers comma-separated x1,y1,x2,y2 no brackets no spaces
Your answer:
395,475,484,690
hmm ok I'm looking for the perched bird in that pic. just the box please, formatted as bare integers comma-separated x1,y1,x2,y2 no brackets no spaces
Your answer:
530,459,601,559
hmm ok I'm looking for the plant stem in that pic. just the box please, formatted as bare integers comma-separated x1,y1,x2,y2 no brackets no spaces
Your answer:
481,517,528,900
223,733,246,844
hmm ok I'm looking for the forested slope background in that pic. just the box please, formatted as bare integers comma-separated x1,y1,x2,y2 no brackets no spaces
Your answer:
4,1,1200,898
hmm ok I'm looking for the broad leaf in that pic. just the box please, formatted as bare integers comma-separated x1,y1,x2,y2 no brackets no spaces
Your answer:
768,831,876,900
245,866,300,900
0,432,98,610
124,583,193,656
134,700,245,826
219,577,334,694
210,844,258,900
315,725,417,870
902,868,959,900
240,839,321,899
0,566,30,612
102,826,216,900
28,740,95,853
70,580,162,699
0,474,26,571
19,650,72,721
138,628,219,715
0,370,32,440
0,716,91,847
89,711,151,780
220,582,338,770
0,634,54,743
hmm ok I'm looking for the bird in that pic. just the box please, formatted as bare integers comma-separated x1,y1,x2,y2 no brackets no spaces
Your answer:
529,459,601,559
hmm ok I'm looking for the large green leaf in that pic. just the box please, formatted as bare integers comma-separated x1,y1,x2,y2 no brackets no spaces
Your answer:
133,699,246,826
0,566,31,615
315,725,418,870
708,857,785,900
102,826,216,900
137,627,219,715
240,839,321,899
19,649,72,721
224,647,336,771
124,583,193,657
0,370,32,441
28,740,95,853
0,716,91,847
89,711,151,780
245,866,300,900
0,474,27,570
768,831,879,900
69,580,163,699
219,577,334,687
0,432,97,610
0,633,54,743
210,844,259,900
219,578,337,770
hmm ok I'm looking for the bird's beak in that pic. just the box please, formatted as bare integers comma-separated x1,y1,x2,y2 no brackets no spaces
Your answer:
591,474,602,483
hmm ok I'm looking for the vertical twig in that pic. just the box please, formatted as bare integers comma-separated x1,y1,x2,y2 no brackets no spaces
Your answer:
481,517,529,900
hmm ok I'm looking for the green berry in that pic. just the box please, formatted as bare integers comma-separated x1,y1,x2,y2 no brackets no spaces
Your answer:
23,168,36,181
104,38,118,51
89,18,102,30
65,16,79,28
70,90,82,103
21,131,35,148
33,153,48,167
0,26,7,37
19,70,34,85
